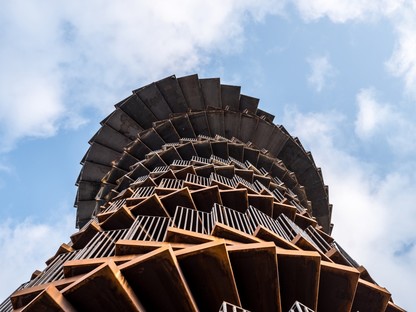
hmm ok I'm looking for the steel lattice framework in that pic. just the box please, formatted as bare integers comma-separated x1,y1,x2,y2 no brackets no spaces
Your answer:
0,75,404,312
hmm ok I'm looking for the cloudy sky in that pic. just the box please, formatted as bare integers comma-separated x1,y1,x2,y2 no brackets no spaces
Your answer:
1,1,415,309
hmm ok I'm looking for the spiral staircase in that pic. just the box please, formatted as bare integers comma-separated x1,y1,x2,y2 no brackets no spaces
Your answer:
0,74,405,312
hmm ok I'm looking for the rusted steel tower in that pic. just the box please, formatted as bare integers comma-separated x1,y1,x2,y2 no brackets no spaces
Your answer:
0,75,404,312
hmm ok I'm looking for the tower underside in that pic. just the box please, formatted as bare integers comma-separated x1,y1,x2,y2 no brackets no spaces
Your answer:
0,75,404,312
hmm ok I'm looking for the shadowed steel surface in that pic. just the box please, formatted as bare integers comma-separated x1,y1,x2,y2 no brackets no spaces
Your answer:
0,74,404,312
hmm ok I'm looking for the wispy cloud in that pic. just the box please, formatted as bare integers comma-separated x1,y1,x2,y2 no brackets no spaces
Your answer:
0,214,74,299
0,159,12,190
354,88,392,139
386,5,416,97
0,163,11,174
292,1,416,99
307,55,335,92
0,1,284,152
292,0,403,23
283,108,416,309
354,87,416,156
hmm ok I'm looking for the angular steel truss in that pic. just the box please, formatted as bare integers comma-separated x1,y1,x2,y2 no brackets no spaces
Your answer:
0,75,404,312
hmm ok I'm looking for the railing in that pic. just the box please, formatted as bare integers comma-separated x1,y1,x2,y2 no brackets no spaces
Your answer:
125,215,172,241
290,200,306,213
247,206,290,240
179,137,198,143
232,175,257,193
212,204,255,234
131,186,155,198
162,142,180,149
228,157,247,169
172,206,212,234
172,159,193,167
185,173,210,187
197,134,213,141
288,301,314,312
159,178,184,189
272,188,286,201
133,175,149,184
101,199,126,213
331,241,359,267
23,251,78,288
276,214,300,241
151,165,170,173
0,296,12,312
210,173,236,188
210,155,231,165
74,229,128,260
305,226,331,253
191,155,211,165
218,302,251,312
272,176,284,185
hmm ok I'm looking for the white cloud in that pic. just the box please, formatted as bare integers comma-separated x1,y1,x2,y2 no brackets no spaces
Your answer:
291,1,416,98
307,55,335,92
354,88,392,139
283,109,416,310
354,88,416,156
0,159,13,190
0,163,11,174
292,0,403,23
0,72,65,152
0,214,74,300
0,0,285,151
386,6,416,96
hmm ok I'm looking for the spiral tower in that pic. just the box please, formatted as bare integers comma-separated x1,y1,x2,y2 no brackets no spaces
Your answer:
0,74,404,312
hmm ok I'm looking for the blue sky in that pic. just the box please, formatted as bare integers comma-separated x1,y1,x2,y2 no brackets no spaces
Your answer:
0,1,415,309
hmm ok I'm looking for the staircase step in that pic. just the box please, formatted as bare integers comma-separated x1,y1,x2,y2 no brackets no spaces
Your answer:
62,261,144,311
317,261,359,312
211,141,229,160
206,110,225,137
155,120,181,143
76,181,101,201
276,249,321,312
81,143,120,166
351,279,390,312
221,84,240,111
117,94,157,129
139,128,166,151
239,114,258,143
239,94,259,114
129,194,169,218
178,74,205,111
256,108,274,123
175,241,241,312
176,142,197,160
193,141,213,159
156,75,189,113
127,139,152,160
266,127,289,156
159,147,182,165
117,152,139,171
101,108,143,140
90,124,132,153
200,78,222,109
224,111,241,139
160,188,196,217
227,242,281,312
252,120,275,150
188,111,211,137
190,185,222,213
171,115,196,138
78,161,111,183
134,82,173,120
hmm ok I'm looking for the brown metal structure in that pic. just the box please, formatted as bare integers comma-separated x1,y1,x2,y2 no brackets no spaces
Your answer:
0,74,405,311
